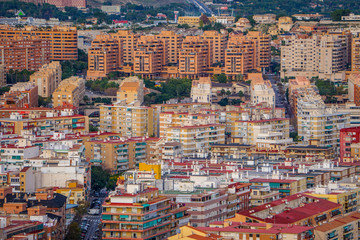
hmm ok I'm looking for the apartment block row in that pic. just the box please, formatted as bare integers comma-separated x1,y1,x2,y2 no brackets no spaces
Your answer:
281,32,352,81
0,25,78,61
87,30,270,79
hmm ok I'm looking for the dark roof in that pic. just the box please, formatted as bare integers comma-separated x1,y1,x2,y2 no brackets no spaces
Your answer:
47,212,62,220
211,143,253,147
286,145,331,150
0,192,66,209
212,83,233,88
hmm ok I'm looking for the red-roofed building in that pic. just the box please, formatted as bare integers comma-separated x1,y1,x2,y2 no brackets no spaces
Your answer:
250,177,307,197
340,126,360,162
102,187,189,239
314,212,360,239
195,221,314,240
230,193,342,227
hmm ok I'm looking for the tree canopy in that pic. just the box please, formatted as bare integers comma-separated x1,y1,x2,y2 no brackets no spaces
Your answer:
330,9,351,21
144,78,192,105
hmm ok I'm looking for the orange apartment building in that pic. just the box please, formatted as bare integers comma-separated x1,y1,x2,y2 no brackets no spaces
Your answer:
134,35,166,78
353,37,360,72
0,25,78,61
9,82,39,107
110,30,139,66
87,35,119,79
179,36,211,79
157,30,183,64
247,31,271,69
202,30,226,64
87,30,270,79
225,35,255,79
0,36,50,72
0,64,5,87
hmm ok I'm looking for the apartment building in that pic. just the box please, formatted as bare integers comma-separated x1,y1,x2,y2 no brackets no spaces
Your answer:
102,186,188,240
52,76,85,108
0,64,5,88
348,73,360,106
225,32,270,79
235,18,252,32
111,30,139,65
191,76,212,103
0,36,50,72
251,80,275,107
297,94,350,151
247,31,271,69
232,193,342,226
0,25,78,61
0,92,29,109
195,222,314,240
0,83,38,109
0,187,67,239
232,118,292,149
164,188,228,227
253,14,276,24
327,30,352,65
0,112,89,135
159,111,219,138
134,35,166,78
352,37,360,72
250,177,307,197
202,30,226,64
281,34,348,81
116,76,144,105
340,126,360,161
30,61,62,98
178,16,202,26
314,212,360,240
179,36,210,79
55,180,86,205
87,34,119,79
157,30,183,64
225,35,254,78
99,104,157,137
165,124,225,156
250,185,281,207
85,137,160,172
306,183,360,214
9,82,38,107
288,76,312,110
85,30,271,79
168,226,224,240
278,16,293,31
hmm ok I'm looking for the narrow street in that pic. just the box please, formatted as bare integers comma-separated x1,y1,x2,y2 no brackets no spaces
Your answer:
83,214,102,240
266,74,295,130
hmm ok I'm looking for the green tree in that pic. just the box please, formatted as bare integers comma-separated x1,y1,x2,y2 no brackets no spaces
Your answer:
91,166,110,191
247,15,256,26
331,9,350,21
199,19,204,28
218,97,229,106
238,91,244,97
226,90,231,96
89,124,98,132
106,174,120,191
220,89,226,97
290,132,300,142
38,96,52,107
216,73,227,83
65,222,81,240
